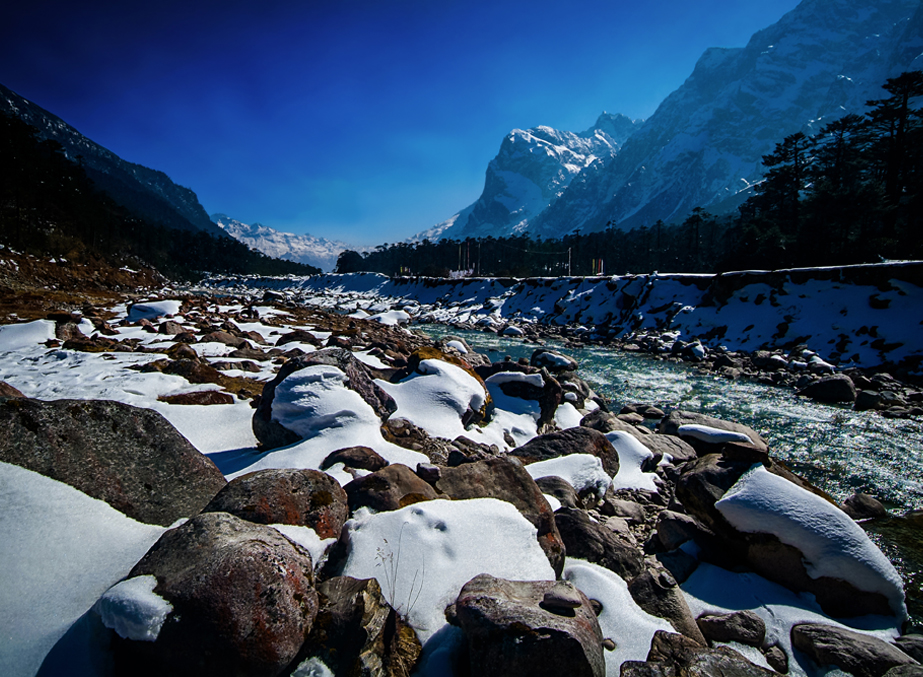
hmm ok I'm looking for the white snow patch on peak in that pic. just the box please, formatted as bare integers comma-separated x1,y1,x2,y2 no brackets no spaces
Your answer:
716,465,906,617
95,575,173,641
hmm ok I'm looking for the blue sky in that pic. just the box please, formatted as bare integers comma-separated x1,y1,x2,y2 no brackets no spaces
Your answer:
3,0,801,246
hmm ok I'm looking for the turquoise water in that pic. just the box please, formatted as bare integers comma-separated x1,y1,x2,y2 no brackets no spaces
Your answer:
416,324,923,626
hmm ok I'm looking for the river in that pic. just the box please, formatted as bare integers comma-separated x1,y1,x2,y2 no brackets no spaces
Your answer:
416,323,923,628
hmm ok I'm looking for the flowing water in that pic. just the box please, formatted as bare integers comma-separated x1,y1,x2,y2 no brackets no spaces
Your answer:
416,323,923,627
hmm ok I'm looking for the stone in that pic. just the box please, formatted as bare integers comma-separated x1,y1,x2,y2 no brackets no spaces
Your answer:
344,464,439,513
0,397,225,526
894,636,923,663
763,644,789,673
638,434,698,465
659,410,769,456
275,329,322,347
321,445,389,472
856,390,885,411
653,510,705,552
535,475,585,509
531,348,579,373
381,417,454,465
797,374,858,404
200,330,249,348
842,492,889,520
0,381,25,398
304,576,421,677
621,404,667,419
116,512,318,677
628,570,706,646
454,573,605,677
510,427,620,476
554,507,643,581
162,359,225,385
621,630,777,677
201,468,348,539
791,623,918,677
601,497,648,522
580,409,648,442
883,666,923,677
158,320,186,335
253,348,397,450
434,456,566,577
695,610,766,647
158,391,234,406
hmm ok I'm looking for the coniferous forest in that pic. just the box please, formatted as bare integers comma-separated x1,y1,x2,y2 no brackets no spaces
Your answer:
338,72,923,277
0,112,321,281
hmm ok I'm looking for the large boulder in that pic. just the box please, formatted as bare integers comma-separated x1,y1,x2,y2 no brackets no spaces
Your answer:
695,610,766,648
304,576,421,677
112,512,319,677
433,456,566,576
621,630,777,677
530,348,578,373
344,464,438,513
627,570,706,646
791,623,918,677
659,410,768,457
0,397,225,526
201,468,348,539
677,457,904,619
510,427,620,477
453,574,605,677
554,507,643,581
798,374,858,404
253,348,397,450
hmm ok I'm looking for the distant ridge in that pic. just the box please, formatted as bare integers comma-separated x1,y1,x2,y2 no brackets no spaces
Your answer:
0,82,226,238
212,214,353,272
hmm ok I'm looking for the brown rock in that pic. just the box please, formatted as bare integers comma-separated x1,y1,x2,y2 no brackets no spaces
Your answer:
202,468,348,539
117,512,318,677
344,464,438,513
510,427,620,476
158,391,234,406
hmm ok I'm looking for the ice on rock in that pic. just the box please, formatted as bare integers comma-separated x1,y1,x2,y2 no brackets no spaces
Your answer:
94,575,173,642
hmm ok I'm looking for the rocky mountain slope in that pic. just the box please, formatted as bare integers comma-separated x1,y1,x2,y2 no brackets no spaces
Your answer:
422,0,923,241
0,83,225,238
212,214,350,272
416,113,640,242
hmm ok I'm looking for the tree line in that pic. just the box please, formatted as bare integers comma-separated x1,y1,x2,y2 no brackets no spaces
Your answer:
338,71,923,277
0,111,320,280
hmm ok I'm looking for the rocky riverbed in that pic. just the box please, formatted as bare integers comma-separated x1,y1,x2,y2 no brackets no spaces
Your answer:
1,286,921,677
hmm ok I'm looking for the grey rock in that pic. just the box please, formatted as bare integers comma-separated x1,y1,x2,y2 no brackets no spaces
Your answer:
0,397,225,526
305,576,421,677
763,644,789,673
531,348,578,373
554,507,643,581
696,610,766,648
321,445,390,472
659,410,768,456
621,630,777,677
894,636,923,664
791,623,917,677
842,493,889,520
628,570,707,646
535,475,585,509
511,427,620,476
797,374,858,404
454,573,605,677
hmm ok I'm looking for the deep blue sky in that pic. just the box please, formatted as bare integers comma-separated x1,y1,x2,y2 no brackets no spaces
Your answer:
3,0,801,246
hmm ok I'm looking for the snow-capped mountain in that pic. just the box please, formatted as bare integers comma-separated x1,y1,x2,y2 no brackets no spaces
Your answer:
212,214,351,272
0,83,225,238
528,0,923,236
414,113,640,241
421,0,923,241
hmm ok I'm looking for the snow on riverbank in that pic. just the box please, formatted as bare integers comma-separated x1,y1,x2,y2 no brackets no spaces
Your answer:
201,261,923,373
